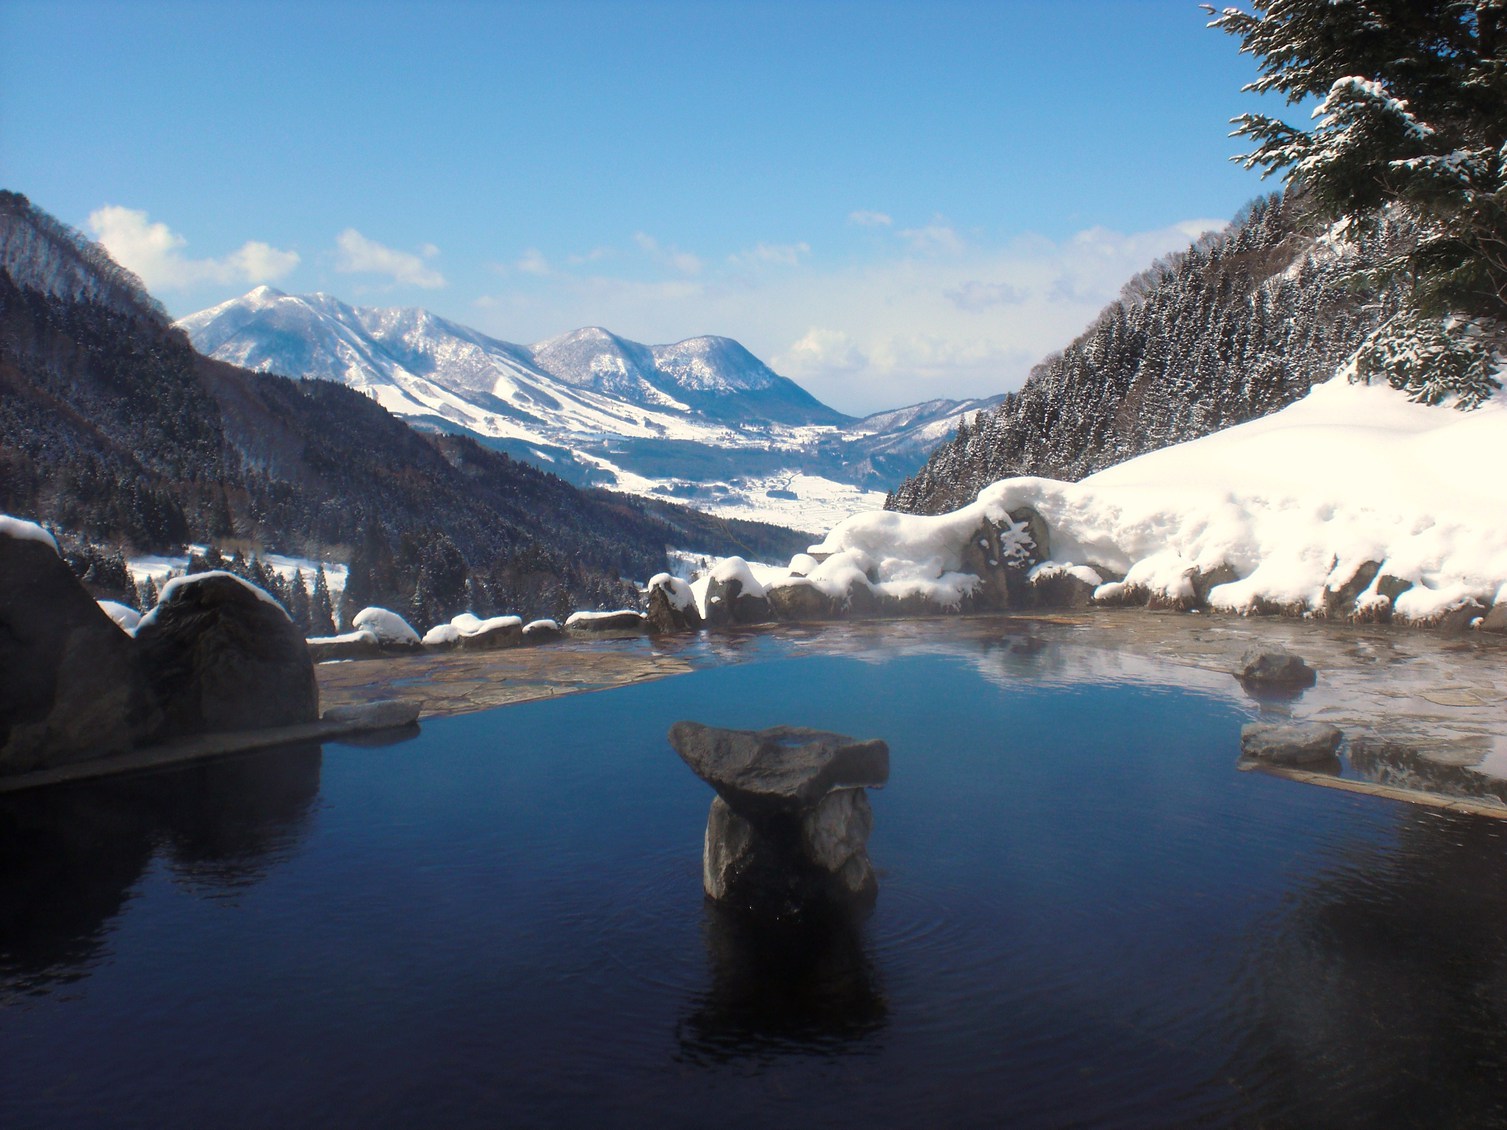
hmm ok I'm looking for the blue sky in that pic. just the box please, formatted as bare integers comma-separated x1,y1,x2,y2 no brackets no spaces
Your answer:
2,0,1278,413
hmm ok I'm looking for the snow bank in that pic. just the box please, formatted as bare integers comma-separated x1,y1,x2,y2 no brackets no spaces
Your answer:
351,606,421,645
0,515,57,553
800,377,1507,625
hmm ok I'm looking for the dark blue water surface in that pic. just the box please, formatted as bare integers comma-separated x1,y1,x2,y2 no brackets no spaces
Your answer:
3,634,1507,1129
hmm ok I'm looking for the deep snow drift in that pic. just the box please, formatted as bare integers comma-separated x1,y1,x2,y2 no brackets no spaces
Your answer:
720,377,1507,626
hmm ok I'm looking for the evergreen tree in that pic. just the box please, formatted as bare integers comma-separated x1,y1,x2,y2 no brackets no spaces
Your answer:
1210,0,1506,405
288,568,312,635
137,575,160,612
312,565,337,637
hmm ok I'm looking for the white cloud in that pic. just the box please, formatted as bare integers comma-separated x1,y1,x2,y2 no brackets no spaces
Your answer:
897,218,966,255
334,229,446,288
774,328,867,377
516,248,551,276
634,232,702,276
945,280,1027,311
848,210,893,227
729,241,811,269
467,217,1227,414
88,205,299,291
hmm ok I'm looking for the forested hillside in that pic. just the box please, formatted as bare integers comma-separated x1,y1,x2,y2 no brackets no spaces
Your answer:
887,191,1408,514
0,192,809,623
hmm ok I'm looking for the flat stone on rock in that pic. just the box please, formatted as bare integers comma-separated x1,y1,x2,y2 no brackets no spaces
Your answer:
669,722,889,817
672,721,890,914
1241,721,1344,766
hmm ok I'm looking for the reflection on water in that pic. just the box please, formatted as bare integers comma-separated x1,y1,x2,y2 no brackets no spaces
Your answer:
1,636,1506,1129
1231,811,1507,1128
0,743,321,996
678,901,886,1063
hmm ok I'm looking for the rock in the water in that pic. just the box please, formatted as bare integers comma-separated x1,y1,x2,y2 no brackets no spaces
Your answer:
1236,647,1317,688
321,698,422,730
1240,721,1343,766
670,722,889,914
645,574,703,634
0,524,155,774
134,571,319,740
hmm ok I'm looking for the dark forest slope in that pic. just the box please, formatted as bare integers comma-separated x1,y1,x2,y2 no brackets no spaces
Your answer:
888,192,1408,514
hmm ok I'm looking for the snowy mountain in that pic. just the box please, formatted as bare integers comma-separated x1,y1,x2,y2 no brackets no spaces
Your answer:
180,288,1000,529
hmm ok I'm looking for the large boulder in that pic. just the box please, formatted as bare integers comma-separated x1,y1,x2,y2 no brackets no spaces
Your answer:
702,558,772,627
0,520,154,774
134,571,319,739
669,721,889,914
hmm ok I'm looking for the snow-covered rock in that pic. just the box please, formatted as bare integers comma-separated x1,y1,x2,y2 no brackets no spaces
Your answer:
522,619,563,643
698,556,773,626
351,606,421,647
564,609,648,635
422,612,523,650
645,574,702,634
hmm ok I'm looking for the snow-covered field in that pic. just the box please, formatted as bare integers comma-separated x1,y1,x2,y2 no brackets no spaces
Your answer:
700,377,1507,626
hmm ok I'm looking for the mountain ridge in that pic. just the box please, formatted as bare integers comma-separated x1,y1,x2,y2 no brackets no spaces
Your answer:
180,288,1001,528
